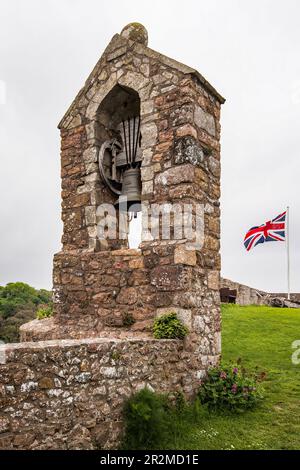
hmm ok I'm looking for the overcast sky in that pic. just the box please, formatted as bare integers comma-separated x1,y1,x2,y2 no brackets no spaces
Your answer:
0,0,299,292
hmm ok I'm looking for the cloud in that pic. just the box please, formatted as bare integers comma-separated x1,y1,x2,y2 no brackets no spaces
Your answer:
0,0,299,291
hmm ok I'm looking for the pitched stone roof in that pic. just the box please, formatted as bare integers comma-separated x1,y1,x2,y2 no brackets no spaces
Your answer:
58,31,225,129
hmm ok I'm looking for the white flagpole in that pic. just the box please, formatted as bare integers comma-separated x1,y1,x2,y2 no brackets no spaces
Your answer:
286,206,290,300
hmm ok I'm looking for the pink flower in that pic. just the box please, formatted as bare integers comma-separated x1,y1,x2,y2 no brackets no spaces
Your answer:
231,383,238,394
233,367,238,375
220,371,227,379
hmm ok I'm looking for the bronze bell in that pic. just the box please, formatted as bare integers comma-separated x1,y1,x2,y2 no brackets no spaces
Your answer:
115,166,141,212
114,116,142,212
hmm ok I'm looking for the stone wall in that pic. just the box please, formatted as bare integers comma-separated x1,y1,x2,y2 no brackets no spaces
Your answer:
0,336,201,450
53,248,151,336
269,292,300,303
220,277,300,306
220,278,266,305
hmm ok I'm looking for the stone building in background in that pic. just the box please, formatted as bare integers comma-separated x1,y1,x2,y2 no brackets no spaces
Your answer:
2,23,225,449
220,277,300,307
220,277,266,305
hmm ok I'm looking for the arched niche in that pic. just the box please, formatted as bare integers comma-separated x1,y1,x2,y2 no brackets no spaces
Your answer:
97,84,140,131
95,84,143,250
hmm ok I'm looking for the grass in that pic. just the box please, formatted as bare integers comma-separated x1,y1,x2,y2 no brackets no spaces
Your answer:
163,304,300,450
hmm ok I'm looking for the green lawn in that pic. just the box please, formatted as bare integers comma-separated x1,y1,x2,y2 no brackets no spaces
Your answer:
170,304,300,450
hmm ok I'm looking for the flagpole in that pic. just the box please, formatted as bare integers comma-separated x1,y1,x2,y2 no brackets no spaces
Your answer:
286,206,290,300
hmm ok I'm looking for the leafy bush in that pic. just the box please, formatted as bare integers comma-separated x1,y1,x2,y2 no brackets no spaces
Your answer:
153,312,189,339
0,283,52,318
198,364,264,412
122,388,205,450
122,371,265,450
0,308,36,343
122,388,171,449
0,283,52,342
36,305,53,320
36,289,52,304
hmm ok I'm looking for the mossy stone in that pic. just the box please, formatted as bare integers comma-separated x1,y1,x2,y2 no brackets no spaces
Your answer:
121,23,148,46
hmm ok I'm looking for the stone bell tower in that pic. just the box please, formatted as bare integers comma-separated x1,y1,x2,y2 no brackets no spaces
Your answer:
23,23,225,388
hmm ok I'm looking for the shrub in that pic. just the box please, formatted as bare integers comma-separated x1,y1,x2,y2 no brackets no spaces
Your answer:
36,289,52,304
153,312,189,339
122,388,206,450
0,282,52,342
36,305,53,320
0,308,36,343
122,388,170,449
198,364,264,412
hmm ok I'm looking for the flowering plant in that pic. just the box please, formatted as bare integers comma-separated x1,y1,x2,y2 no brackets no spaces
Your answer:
198,363,264,412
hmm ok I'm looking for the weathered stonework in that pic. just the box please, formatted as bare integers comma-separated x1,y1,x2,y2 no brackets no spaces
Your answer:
15,22,225,345
220,277,300,306
2,23,225,449
0,338,188,449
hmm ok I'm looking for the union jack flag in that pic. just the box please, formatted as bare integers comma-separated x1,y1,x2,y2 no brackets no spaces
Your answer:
244,211,286,251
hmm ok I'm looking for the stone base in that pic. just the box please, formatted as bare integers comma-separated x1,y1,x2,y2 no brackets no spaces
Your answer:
20,317,153,342
52,248,158,337
0,336,218,450
20,318,59,342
